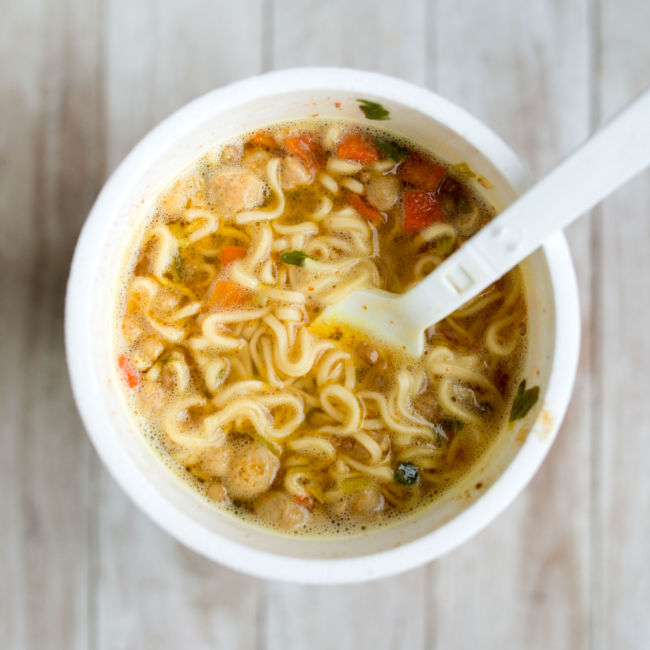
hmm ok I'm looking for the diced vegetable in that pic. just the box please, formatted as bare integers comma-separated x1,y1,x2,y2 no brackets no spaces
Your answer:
398,153,447,191
283,133,323,172
337,132,379,162
394,462,419,485
173,254,184,280
280,250,316,267
403,190,444,232
208,280,249,306
294,495,314,509
450,161,476,178
339,476,372,494
118,354,140,388
375,137,408,162
346,192,383,224
510,380,540,421
221,245,247,265
357,98,390,120
435,236,455,257
249,130,278,149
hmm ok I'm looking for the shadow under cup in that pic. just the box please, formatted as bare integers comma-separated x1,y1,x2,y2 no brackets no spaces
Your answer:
65,68,580,583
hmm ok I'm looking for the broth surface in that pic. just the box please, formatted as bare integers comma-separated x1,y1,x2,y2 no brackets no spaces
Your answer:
115,119,529,535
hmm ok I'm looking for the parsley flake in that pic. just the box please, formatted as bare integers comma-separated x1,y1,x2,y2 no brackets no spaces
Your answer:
394,462,419,485
375,137,408,162
357,98,390,120
280,250,316,267
510,380,540,421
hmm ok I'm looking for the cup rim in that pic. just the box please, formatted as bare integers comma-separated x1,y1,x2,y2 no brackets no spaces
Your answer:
65,67,580,584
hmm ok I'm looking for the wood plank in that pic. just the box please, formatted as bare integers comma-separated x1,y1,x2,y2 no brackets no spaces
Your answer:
264,3,428,649
597,1,650,647
0,0,104,648
4,1,648,647
263,571,426,650
271,0,428,84
95,2,264,649
430,2,593,649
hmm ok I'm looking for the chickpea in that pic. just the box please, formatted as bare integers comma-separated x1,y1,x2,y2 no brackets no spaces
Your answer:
201,445,231,478
154,289,180,315
366,174,400,211
159,172,204,215
137,381,166,418
141,337,163,361
206,482,229,503
242,149,272,176
131,337,164,371
225,444,279,500
208,167,264,214
349,487,385,516
122,315,143,344
220,142,243,164
254,491,307,531
280,156,313,190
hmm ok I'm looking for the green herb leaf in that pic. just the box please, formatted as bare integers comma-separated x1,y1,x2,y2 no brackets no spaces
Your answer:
173,254,185,280
394,462,419,485
280,250,316,267
510,381,540,421
357,98,390,120
375,137,407,162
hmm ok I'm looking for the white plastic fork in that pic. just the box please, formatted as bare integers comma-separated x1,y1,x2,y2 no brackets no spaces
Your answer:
317,87,650,357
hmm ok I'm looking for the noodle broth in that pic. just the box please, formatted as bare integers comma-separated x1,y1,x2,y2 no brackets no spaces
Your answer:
115,119,529,536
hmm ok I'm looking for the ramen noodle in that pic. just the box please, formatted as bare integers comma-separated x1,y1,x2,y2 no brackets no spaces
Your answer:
115,118,531,535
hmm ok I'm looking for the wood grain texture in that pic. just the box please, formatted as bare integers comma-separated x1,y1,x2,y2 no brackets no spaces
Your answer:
0,0,104,648
95,3,264,650
1,0,649,648
270,0,428,84
431,2,593,649
597,1,650,648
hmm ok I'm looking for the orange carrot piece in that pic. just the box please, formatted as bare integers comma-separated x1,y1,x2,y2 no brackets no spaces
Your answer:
294,495,314,509
283,133,323,171
336,132,379,162
398,153,447,191
208,280,249,307
221,245,247,265
346,192,383,224
249,130,278,149
403,190,444,232
118,354,140,388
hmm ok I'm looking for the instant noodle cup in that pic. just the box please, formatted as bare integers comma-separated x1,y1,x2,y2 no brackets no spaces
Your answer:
65,68,580,583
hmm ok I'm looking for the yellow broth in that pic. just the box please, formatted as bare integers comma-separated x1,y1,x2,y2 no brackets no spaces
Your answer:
115,119,529,535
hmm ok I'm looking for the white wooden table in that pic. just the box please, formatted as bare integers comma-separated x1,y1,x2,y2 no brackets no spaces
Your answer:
2,1,649,648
